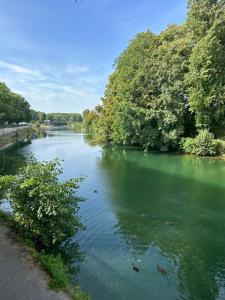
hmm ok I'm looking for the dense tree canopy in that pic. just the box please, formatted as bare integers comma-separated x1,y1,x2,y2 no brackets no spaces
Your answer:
0,82,83,127
30,111,83,125
0,82,31,124
82,109,99,134
46,113,82,125
83,0,225,154
186,0,225,129
31,110,46,123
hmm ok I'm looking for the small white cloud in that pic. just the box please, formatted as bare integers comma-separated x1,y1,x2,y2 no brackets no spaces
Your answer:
63,65,89,75
0,60,45,79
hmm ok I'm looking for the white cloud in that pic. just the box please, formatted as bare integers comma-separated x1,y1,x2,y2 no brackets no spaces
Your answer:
0,60,45,79
63,65,89,75
0,59,106,113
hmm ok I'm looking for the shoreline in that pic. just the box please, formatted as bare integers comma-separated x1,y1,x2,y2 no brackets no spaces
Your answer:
0,211,90,300
0,220,70,300
0,127,32,152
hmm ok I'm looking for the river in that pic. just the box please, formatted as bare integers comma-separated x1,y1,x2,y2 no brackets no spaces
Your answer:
1,130,225,300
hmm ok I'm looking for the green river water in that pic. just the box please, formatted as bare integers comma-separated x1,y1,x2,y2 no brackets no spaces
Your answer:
1,130,225,300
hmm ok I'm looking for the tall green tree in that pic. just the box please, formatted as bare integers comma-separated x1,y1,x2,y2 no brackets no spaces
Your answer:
84,0,225,153
95,26,191,151
0,82,31,124
186,0,219,40
186,0,225,129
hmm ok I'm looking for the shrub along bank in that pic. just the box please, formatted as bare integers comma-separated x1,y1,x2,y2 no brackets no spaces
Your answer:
0,158,90,300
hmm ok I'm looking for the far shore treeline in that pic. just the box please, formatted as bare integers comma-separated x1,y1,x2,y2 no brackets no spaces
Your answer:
83,0,225,156
0,82,82,126
31,111,83,125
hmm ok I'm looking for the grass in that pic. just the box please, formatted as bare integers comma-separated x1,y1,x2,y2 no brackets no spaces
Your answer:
39,253,90,299
0,211,90,300
69,285,90,300
39,253,70,289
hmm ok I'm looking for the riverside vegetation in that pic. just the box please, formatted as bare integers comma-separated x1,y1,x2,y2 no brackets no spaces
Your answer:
0,82,82,129
0,157,90,300
0,82,31,124
83,0,225,156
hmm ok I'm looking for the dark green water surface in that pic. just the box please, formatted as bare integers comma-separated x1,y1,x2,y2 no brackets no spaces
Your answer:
1,130,225,300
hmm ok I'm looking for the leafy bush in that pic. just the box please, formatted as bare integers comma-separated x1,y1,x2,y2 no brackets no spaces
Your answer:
180,137,196,154
194,130,217,156
181,130,217,156
0,157,85,249
215,139,225,156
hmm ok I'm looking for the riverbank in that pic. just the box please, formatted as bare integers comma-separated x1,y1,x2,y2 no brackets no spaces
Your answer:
0,220,69,300
0,211,90,300
0,127,31,151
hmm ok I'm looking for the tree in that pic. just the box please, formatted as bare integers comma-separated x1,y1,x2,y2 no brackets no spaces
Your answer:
84,0,225,155
46,113,82,125
186,0,219,40
30,110,46,122
186,1,225,129
82,109,98,134
94,26,191,151
0,82,31,124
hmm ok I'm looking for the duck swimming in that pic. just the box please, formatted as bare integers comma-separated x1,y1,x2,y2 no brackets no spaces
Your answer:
132,263,140,272
157,265,167,275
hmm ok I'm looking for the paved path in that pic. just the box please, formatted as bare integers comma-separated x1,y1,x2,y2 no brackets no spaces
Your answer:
0,224,70,300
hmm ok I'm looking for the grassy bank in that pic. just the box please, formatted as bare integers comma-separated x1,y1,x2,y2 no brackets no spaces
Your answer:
0,210,90,300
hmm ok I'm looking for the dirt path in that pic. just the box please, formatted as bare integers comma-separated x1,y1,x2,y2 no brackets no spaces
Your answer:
0,224,70,300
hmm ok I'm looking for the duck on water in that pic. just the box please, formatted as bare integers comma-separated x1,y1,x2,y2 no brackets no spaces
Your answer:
131,263,140,272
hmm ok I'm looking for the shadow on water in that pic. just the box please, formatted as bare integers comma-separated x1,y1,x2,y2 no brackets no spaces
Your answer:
0,146,28,200
47,239,85,279
0,147,28,176
99,147,225,300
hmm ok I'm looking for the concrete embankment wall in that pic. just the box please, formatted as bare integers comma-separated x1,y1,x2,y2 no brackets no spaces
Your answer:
0,127,31,151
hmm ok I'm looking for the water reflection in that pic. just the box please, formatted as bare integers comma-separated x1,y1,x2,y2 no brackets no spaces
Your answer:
100,147,225,300
0,147,27,176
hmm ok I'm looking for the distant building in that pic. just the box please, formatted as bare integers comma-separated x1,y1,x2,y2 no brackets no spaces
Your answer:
18,122,29,126
44,120,51,125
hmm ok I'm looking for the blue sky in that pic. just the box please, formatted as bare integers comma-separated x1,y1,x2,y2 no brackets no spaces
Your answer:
0,0,187,113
